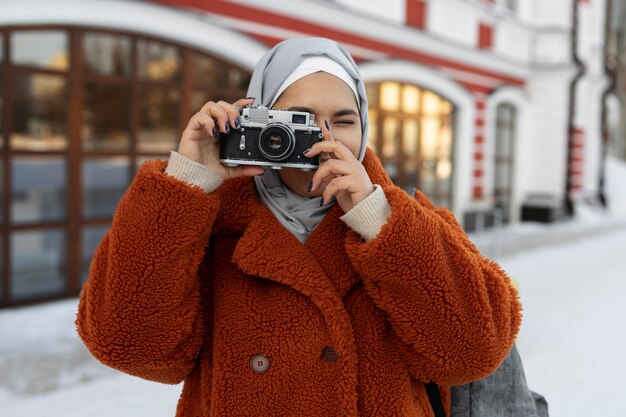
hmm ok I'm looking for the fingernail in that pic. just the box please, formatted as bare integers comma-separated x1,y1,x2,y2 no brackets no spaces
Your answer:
307,182,312,193
235,118,241,129
247,96,256,100
225,124,231,134
324,120,330,131
212,127,219,138
303,147,311,155
320,198,325,207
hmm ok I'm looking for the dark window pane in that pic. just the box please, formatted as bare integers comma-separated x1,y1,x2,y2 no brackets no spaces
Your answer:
83,158,130,219
11,73,68,151
0,159,3,225
11,31,69,70
0,70,4,148
82,82,131,151
0,238,3,303
11,229,66,301
82,225,109,283
138,86,180,153
188,53,250,116
11,157,67,224
191,53,226,90
83,32,132,77
137,40,181,82
136,154,169,171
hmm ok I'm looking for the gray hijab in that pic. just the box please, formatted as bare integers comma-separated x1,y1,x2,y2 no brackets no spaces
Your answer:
247,37,369,243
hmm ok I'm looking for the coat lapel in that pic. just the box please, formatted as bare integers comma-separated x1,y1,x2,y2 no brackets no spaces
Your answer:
230,194,359,368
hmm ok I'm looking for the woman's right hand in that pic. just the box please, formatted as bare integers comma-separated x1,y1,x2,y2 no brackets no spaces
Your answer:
177,97,265,180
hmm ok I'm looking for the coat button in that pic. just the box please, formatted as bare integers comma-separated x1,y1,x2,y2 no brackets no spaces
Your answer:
321,346,339,362
250,354,271,373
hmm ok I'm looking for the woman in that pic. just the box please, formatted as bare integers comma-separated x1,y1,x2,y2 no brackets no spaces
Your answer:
76,37,521,417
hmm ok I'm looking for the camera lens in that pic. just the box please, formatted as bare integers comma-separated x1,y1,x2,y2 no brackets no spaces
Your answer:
268,134,282,149
258,123,296,161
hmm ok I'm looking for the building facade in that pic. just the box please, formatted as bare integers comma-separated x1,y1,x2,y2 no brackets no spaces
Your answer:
0,0,617,307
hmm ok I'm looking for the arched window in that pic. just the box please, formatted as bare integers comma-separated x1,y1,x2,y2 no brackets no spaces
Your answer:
366,81,455,207
0,27,250,307
494,103,517,223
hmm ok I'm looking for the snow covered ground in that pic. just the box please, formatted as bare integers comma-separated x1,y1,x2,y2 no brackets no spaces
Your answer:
1,156,626,417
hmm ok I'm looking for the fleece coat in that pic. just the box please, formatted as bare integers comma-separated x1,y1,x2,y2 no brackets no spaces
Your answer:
76,148,521,417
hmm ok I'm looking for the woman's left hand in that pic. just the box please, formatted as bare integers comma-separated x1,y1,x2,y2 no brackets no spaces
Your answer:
304,123,374,213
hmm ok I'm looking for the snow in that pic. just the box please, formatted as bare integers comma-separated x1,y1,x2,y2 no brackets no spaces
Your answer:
2,156,626,417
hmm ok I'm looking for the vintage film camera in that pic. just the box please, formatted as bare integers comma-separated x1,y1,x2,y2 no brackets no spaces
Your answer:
219,105,324,170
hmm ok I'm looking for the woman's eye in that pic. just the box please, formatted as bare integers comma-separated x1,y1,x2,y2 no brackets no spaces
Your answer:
334,120,355,125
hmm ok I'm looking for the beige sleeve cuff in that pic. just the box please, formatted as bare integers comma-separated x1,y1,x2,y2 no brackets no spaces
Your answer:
340,184,392,242
164,151,224,193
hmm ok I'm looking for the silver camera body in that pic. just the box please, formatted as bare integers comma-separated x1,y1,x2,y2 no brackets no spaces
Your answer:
219,105,323,170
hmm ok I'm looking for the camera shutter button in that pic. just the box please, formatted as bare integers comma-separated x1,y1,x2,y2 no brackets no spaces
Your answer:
239,135,246,150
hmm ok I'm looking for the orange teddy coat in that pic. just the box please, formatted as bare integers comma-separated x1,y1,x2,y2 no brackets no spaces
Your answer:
76,149,521,417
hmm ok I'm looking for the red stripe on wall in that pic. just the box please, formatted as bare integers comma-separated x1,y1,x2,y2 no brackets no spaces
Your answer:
458,81,494,94
150,0,525,87
406,0,427,30
474,135,485,144
473,186,484,199
478,23,494,50
473,169,484,178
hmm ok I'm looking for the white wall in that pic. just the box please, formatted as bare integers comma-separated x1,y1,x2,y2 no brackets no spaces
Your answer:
525,69,574,198
531,0,573,27
429,0,482,48
333,0,406,25
495,18,533,62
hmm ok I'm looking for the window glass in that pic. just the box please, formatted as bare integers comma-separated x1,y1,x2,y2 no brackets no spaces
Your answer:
11,157,67,224
380,82,400,112
0,70,4,148
11,229,66,301
420,117,439,160
422,91,441,116
505,0,518,12
136,154,169,171
11,73,68,151
367,110,378,150
366,81,454,206
11,31,69,70
382,117,399,158
138,86,180,153
137,40,181,82
82,225,110,283
189,53,250,118
83,32,132,77
401,85,421,114
82,82,131,151
0,159,3,225
83,158,130,219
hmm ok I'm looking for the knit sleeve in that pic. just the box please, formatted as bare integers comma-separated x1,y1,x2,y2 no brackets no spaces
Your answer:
340,184,391,241
76,159,221,384
164,151,224,193
343,185,522,386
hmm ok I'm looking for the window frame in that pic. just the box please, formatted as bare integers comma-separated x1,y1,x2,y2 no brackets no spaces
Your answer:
0,25,251,307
